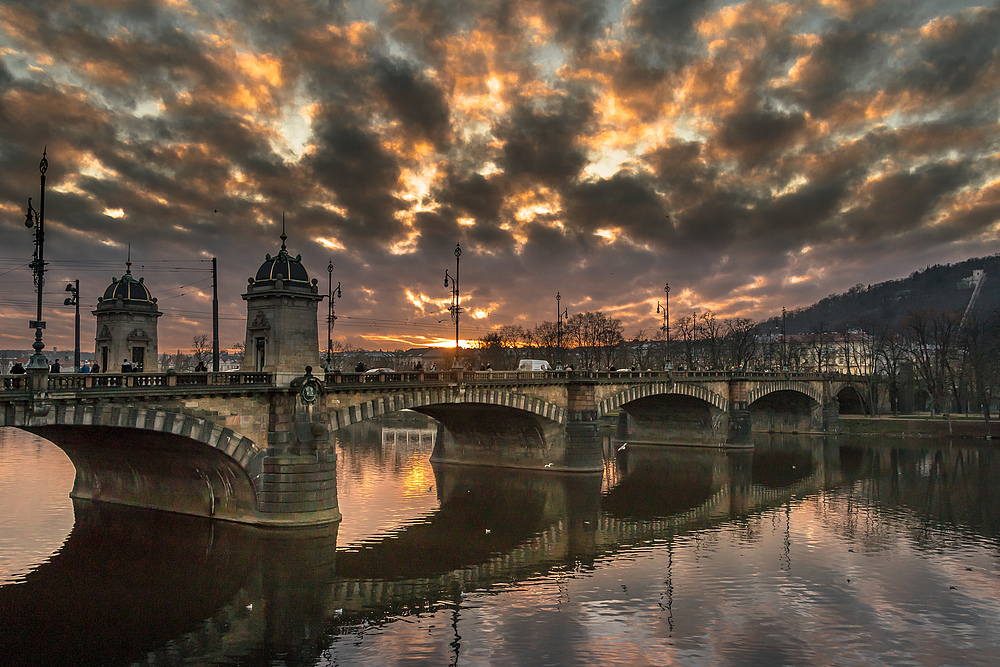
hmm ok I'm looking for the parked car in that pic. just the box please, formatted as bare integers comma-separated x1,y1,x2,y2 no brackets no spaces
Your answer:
364,367,396,374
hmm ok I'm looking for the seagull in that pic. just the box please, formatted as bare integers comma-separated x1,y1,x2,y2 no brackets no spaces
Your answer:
485,528,491,534
428,485,433,492
246,603,253,611
544,462,553,468
618,442,627,451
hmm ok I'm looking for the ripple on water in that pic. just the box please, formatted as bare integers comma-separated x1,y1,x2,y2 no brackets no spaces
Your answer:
0,429,76,584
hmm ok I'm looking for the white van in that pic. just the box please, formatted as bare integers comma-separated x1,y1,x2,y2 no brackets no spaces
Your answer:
517,359,551,372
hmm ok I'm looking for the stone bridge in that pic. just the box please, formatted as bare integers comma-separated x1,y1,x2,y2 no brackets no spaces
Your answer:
0,367,864,526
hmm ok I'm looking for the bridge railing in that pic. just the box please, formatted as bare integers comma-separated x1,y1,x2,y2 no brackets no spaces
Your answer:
2,375,28,391
34,371,276,392
316,368,834,387
1,368,837,394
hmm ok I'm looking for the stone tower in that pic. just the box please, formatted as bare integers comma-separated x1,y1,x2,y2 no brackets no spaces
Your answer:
241,223,322,383
93,257,161,372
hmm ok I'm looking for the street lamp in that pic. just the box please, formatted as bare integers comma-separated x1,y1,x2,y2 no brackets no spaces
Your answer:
64,280,80,372
24,148,48,370
326,260,342,371
444,242,462,367
656,282,670,370
556,292,568,369
781,306,788,372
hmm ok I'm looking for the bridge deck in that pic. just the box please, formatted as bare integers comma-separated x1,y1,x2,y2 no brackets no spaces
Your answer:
1,368,841,397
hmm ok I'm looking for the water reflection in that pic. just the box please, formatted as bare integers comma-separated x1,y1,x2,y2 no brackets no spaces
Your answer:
1,424,999,665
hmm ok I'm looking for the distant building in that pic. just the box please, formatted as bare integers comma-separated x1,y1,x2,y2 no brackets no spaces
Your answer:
93,258,161,373
401,347,450,370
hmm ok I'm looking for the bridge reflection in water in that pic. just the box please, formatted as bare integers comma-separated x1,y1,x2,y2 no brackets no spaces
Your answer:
1,427,998,666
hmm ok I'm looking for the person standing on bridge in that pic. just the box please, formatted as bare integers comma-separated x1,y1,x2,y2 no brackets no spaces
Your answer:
50,360,60,373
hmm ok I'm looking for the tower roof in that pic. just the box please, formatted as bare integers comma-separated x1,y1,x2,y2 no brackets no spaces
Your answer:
99,257,156,304
252,215,310,285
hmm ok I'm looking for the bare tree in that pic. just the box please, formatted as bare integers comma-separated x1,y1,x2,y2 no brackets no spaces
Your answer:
565,311,624,369
191,334,210,369
700,311,723,370
723,317,758,370
676,314,697,369
627,328,657,370
904,308,960,414
231,341,245,365
530,321,559,362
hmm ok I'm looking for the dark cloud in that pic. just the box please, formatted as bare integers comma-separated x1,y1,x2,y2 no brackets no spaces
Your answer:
897,7,1000,99
625,0,706,71
307,112,407,244
717,105,807,169
436,170,505,223
373,56,451,150
538,0,608,52
774,25,887,114
840,161,970,241
564,172,671,244
495,95,593,187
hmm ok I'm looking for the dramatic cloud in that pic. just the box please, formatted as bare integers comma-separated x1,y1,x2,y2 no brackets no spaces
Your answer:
0,0,998,355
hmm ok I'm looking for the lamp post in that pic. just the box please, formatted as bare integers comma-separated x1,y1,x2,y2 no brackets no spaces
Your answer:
24,149,48,370
556,292,568,369
444,242,462,367
326,260,341,371
63,280,79,372
781,306,788,372
656,282,670,370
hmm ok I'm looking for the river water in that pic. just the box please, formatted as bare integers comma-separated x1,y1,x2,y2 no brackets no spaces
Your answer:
1,418,999,666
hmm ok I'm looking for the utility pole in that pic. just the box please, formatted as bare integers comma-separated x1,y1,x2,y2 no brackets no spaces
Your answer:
212,257,219,372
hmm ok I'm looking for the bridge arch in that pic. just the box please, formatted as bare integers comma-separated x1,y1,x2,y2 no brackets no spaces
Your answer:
597,381,729,418
327,386,567,432
746,381,822,407
10,397,340,526
36,402,265,468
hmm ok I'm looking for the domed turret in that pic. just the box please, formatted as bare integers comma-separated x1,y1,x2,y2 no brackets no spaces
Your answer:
93,254,161,374
98,259,157,304
241,216,322,380
253,235,311,285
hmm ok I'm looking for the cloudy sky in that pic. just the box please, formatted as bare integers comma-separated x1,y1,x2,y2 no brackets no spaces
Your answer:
1,0,998,354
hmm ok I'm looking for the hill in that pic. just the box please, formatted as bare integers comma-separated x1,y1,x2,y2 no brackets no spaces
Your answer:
765,255,1000,335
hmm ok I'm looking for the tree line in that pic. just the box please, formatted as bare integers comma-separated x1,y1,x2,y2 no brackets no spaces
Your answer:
474,307,1000,417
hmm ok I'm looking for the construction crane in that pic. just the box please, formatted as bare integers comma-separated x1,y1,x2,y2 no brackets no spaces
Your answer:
959,269,985,329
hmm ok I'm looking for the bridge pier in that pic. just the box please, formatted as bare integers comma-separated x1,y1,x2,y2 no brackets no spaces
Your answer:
564,381,603,470
614,400,752,448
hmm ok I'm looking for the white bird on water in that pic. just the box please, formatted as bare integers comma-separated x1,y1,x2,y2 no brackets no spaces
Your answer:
544,462,553,468
618,442,628,451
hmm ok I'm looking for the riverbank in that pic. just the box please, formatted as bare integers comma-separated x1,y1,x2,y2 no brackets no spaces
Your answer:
838,414,999,439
